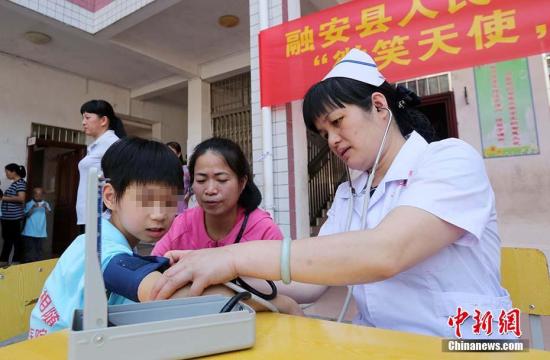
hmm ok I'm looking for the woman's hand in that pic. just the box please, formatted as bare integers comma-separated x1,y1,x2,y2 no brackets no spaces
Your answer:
151,247,239,300
271,295,304,316
163,250,192,265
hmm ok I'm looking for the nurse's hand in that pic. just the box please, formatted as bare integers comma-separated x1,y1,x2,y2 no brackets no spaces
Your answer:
151,247,238,300
163,250,191,265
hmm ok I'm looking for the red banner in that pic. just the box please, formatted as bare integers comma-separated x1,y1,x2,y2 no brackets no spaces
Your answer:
259,0,550,106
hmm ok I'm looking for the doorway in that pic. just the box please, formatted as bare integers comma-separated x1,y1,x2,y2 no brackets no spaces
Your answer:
416,91,458,140
26,139,85,258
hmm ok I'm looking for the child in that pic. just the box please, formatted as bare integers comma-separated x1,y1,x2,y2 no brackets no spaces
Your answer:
28,137,183,338
22,187,51,263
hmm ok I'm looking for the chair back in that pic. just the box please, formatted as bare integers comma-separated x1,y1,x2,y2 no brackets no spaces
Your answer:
0,259,57,341
501,247,550,316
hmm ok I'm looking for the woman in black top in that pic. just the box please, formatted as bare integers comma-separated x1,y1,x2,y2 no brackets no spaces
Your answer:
1,163,27,263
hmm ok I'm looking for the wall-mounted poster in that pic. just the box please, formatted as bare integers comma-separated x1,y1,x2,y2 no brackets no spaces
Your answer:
474,58,539,158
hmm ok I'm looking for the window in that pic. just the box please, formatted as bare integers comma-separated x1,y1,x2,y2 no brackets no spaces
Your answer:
211,73,252,165
397,73,451,96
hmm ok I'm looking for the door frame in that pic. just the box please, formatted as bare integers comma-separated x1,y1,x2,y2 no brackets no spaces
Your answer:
26,138,86,193
26,138,86,256
418,91,459,138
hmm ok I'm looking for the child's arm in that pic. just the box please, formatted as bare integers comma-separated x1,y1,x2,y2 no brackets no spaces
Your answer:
104,253,303,315
103,254,170,302
24,202,38,217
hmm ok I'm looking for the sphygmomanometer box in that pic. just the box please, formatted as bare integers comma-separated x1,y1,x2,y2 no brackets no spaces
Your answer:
69,295,255,360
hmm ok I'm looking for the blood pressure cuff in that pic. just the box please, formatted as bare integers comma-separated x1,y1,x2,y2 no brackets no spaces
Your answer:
103,254,170,302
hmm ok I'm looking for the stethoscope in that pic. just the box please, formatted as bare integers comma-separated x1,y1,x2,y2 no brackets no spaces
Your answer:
337,106,393,322
222,212,280,312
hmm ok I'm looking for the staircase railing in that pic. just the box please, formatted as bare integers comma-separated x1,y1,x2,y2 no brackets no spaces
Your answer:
307,130,347,226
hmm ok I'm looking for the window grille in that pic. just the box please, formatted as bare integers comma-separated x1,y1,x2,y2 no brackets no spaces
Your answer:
397,73,452,96
31,123,86,145
211,73,252,165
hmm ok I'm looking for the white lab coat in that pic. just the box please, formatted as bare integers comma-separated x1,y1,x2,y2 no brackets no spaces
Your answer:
76,130,119,224
319,132,512,338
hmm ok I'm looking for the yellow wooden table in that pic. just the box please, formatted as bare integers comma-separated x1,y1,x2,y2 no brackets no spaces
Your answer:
0,313,547,359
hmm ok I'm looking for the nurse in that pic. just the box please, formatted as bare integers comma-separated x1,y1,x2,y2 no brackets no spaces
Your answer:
76,100,126,233
152,49,512,338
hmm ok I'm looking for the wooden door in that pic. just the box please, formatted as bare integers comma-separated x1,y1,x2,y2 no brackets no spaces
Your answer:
52,148,84,255
417,91,458,140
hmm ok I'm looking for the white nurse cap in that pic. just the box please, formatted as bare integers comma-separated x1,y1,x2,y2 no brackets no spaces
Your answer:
323,48,385,86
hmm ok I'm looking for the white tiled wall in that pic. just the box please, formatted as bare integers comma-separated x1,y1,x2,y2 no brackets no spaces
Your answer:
11,0,94,32
249,0,292,238
93,0,154,33
9,0,154,34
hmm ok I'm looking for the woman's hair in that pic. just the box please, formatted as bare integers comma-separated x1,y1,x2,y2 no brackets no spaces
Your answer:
101,137,183,201
5,163,26,178
166,141,185,165
188,137,261,213
302,78,436,143
80,100,127,138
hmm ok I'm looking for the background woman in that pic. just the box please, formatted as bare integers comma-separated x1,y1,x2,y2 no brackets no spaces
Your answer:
0,163,27,264
153,138,305,314
76,99,126,232
166,141,191,211
153,137,283,254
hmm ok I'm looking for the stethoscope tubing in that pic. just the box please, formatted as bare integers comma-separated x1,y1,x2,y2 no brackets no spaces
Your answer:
338,107,393,322
224,281,279,313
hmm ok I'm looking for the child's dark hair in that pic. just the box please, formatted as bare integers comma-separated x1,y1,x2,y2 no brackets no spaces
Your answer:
166,141,185,165
101,137,183,200
189,137,261,213
80,100,127,138
5,163,26,178
303,78,436,143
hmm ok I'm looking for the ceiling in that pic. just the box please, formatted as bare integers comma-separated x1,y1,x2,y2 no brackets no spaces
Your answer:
0,0,341,106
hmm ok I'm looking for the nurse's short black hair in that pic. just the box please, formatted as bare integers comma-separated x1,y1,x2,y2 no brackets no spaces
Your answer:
101,137,183,200
302,77,435,142
188,137,261,213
